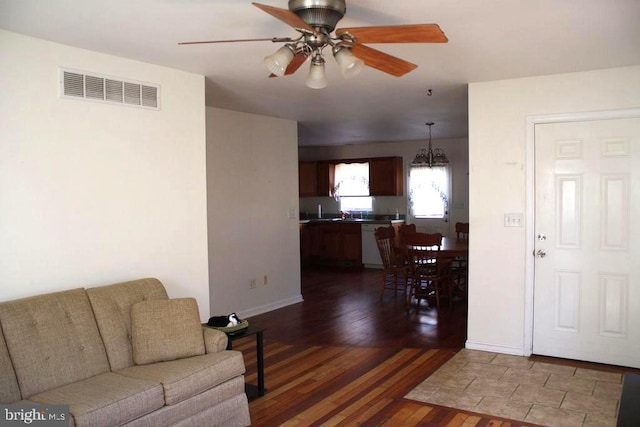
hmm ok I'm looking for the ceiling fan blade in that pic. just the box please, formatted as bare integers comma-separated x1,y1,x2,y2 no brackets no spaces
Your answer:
252,2,317,34
270,52,310,77
336,24,448,43
179,37,291,45
351,44,417,77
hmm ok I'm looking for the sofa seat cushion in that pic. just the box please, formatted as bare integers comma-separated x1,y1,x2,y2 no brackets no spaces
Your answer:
29,372,164,427
14,400,76,427
117,351,246,406
131,298,205,365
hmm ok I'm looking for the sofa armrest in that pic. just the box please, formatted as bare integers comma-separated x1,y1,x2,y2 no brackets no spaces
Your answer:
202,327,228,353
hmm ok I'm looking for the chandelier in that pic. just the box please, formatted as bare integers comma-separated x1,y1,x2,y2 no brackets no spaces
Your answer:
411,122,449,167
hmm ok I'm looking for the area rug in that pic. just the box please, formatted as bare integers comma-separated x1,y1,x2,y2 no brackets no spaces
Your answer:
405,349,622,427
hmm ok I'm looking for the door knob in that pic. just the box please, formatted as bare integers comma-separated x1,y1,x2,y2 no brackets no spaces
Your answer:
536,249,546,258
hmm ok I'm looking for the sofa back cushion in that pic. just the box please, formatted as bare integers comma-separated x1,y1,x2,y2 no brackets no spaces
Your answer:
0,288,111,398
131,298,205,365
0,326,21,403
86,278,168,371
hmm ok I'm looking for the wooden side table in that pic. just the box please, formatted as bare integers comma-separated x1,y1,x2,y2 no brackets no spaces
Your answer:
225,325,266,397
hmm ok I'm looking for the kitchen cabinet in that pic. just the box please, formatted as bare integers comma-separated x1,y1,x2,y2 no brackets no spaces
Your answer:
298,161,334,197
301,221,362,268
321,223,342,263
320,222,361,268
301,220,404,269
300,222,322,267
300,222,311,266
316,162,335,197
339,223,362,266
298,161,317,197
368,157,404,196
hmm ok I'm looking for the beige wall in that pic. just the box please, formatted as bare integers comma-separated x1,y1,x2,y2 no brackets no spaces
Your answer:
206,107,302,318
0,30,211,319
299,138,469,237
468,65,640,354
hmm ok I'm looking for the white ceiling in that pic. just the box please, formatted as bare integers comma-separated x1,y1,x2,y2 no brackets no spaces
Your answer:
1,0,639,146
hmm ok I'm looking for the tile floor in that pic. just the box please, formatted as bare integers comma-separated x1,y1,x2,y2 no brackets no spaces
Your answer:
405,349,622,427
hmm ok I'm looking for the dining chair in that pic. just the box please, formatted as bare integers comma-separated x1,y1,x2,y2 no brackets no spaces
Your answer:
397,223,417,244
374,226,410,300
452,222,469,299
404,232,453,310
455,222,469,240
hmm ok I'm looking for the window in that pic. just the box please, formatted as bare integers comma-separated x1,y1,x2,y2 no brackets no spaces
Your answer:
408,165,450,219
333,162,373,212
339,196,373,213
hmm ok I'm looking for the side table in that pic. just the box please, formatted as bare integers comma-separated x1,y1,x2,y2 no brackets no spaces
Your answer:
224,325,266,398
617,373,640,426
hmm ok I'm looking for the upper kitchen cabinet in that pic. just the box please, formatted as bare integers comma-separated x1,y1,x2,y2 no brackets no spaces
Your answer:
299,161,335,197
369,157,404,196
316,162,335,197
298,161,317,197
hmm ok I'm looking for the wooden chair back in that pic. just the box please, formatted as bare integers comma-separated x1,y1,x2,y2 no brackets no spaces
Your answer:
404,232,454,309
403,232,443,270
398,223,417,244
455,222,469,240
374,226,402,268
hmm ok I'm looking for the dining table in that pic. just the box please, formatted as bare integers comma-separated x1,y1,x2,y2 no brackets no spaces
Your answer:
396,234,468,263
440,237,468,258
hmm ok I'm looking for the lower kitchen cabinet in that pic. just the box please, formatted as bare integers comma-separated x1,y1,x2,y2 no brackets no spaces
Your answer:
339,223,362,267
321,223,342,263
300,222,363,268
300,222,322,267
300,221,403,269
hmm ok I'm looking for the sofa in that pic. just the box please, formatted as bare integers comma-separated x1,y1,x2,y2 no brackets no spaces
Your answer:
0,278,251,427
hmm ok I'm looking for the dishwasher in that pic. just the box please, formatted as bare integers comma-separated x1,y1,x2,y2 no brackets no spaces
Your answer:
361,224,383,268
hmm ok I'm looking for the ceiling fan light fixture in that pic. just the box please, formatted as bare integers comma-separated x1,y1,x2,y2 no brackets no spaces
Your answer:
305,55,328,89
288,0,347,33
264,44,296,77
333,46,364,79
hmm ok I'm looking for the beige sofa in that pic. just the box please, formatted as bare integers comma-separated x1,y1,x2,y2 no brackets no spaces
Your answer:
0,278,251,427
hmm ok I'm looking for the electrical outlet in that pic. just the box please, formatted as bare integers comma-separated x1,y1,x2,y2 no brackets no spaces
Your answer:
263,275,268,285
250,279,256,289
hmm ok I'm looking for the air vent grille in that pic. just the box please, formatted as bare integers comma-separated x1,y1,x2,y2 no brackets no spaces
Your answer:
60,68,160,110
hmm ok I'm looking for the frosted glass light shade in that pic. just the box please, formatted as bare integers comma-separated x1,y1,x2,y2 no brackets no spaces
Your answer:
264,45,295,77
334,48,364,79
306,59,328,89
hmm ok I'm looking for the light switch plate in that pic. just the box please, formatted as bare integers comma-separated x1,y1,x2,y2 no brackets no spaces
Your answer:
504,212,523,227
288,208,297,220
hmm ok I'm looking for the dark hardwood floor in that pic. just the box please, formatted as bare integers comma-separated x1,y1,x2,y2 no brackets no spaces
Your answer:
241,268,636,426
241,268,510,426
248,268,467,349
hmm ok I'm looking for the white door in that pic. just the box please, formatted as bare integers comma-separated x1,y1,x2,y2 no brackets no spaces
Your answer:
533,118,640,368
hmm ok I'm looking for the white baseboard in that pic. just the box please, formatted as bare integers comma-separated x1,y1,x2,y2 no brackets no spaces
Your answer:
238,294,304,319
465,340,525,356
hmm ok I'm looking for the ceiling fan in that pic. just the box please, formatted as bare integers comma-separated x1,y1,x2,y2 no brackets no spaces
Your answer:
179,0,448,89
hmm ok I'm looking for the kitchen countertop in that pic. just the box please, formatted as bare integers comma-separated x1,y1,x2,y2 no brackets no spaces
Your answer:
299,218,405,225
